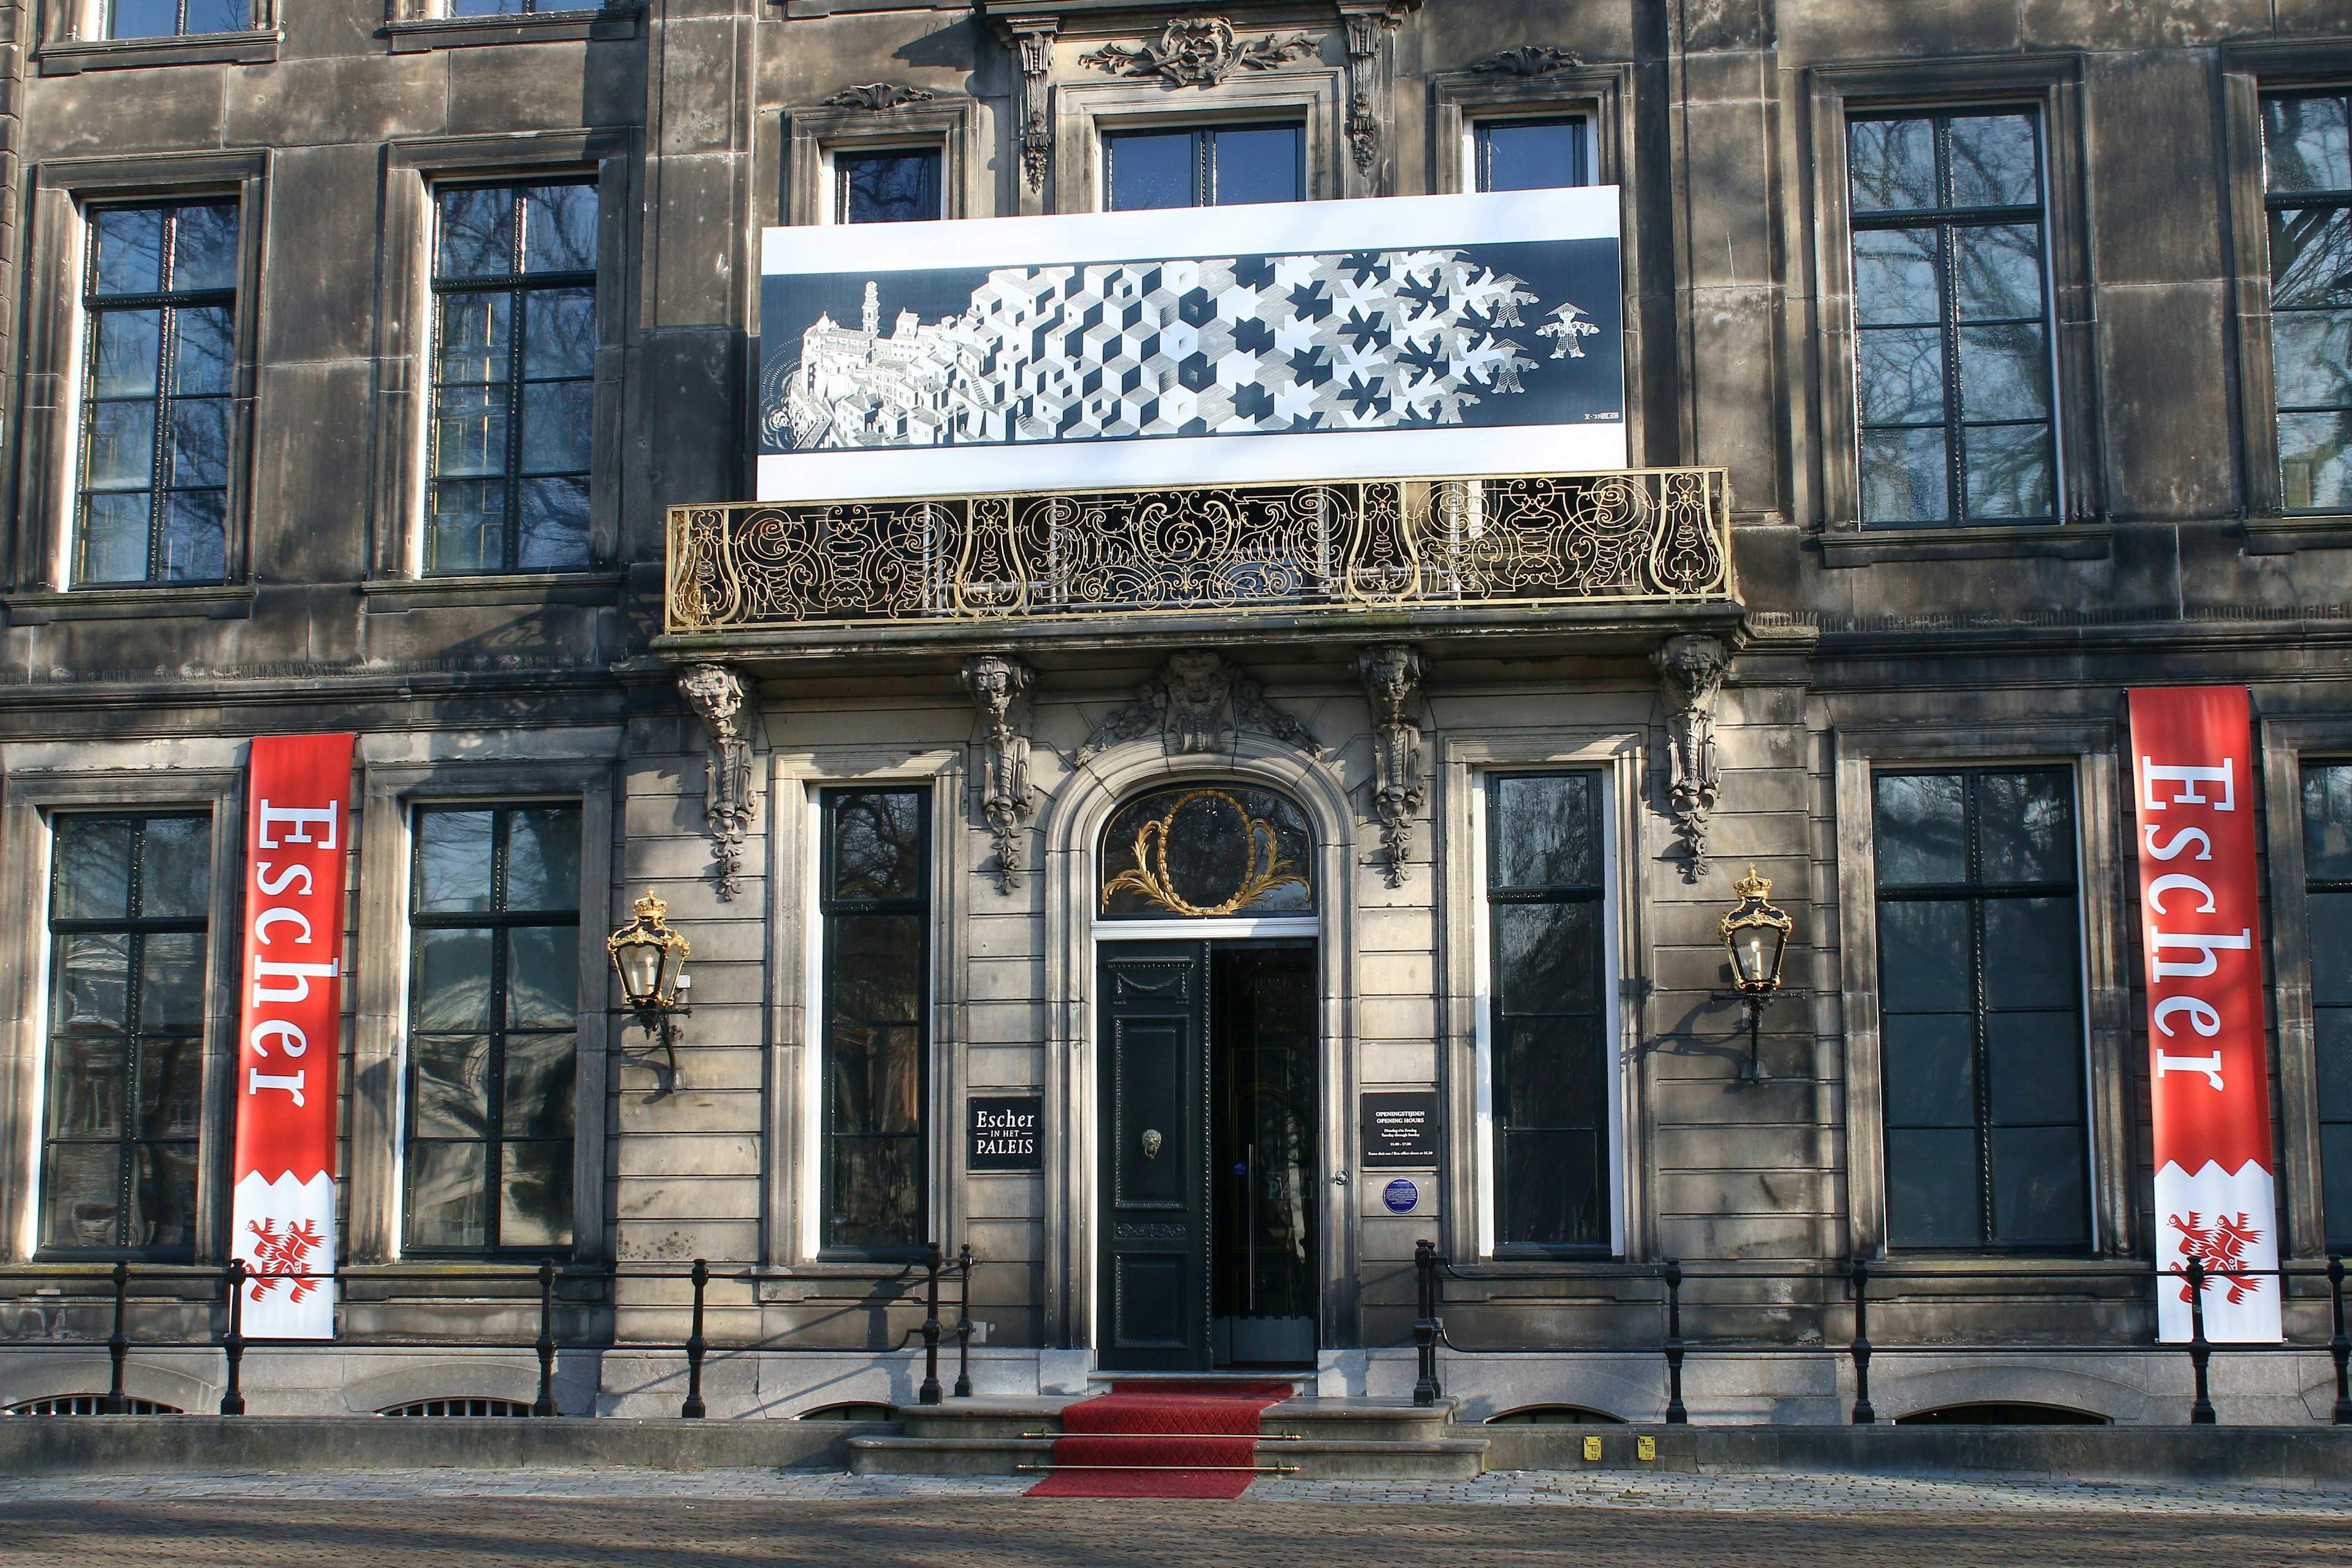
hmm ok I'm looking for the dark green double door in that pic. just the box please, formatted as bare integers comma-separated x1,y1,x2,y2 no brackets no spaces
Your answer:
1098,941,1317,1371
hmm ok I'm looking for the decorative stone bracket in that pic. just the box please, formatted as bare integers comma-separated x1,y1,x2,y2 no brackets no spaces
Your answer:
678,662,755,901
1356,643,1425,887
1076,650,1323,765
999,15,1058,193
1653,634,1732,881
961,653,1038,894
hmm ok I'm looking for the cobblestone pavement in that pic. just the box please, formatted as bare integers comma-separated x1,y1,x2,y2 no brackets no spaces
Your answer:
0,1469,2348,1566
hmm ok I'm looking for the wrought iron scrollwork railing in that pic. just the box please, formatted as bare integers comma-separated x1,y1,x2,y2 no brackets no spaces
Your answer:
665,467,1733,633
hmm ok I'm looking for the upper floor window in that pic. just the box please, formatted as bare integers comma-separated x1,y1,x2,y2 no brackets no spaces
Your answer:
428,182,597,577
2261,91,2352,514
1847,111,2057,527
1474,118,1591,193
42,813,210,1257
108,0,246,37
1105,123,1302,211
447,0,595,13
1875,769,2087,1251
2305,763,2352,1246
405,804,582,1254
837,149,941,224
77,203,237,587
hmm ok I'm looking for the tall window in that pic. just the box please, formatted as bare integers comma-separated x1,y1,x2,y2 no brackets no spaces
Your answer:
1104,123,1303,210
2305,764,2352,1245
449,0,595,14
837,150,942,224
77,203,237,587
108,0,245,37
821,787,929,1254
429,183,598,576
1474,118,1591,192
42,814,209,1256
2262,92,2352,513
1848,111,2057,527
1484,772,1608,1251
1875,769,2087,1250
405,805,581,1254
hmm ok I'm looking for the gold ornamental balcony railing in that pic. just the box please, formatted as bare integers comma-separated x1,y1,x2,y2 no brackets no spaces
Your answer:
664,467,1732,634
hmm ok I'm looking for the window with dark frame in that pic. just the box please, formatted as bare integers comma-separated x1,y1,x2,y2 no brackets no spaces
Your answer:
40,813,210,1257
428,182,598,577
2304,763,2352,1246
1104,123,1304,211
447,0,596,15
1484,772,1609,1252
820,786,930,1255
1874,769,2089,1250
107,0,246,39
404,804,582,1254
76,203,238,587
2260,91,2352,514
836,149,943,224
1847,110,2058,527
1474,118,1591,193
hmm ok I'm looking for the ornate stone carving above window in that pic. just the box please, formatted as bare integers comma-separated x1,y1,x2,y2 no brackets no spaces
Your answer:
1075,651,1322,766
1470,45,1584,77
1099,784,1315,919
1080,17,1320,88
821,82,935,111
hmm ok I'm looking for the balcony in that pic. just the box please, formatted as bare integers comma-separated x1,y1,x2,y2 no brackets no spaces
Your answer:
661,467,1738,662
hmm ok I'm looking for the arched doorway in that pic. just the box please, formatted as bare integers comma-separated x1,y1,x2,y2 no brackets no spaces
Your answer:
1093,783,1320,1371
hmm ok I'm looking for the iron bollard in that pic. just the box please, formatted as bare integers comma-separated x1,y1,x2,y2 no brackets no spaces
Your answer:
953,1244,974,1400
918,1243,943,1406
533,1259,559,1417
681,1259,709,1420
2184,1257,2216,1425
102,1261,130,1414
220,1259,247,1417
1412,1239,1443,1408
2330,1255,2351,1427
1661,1260,1687,1425
1849,1257,1875,1425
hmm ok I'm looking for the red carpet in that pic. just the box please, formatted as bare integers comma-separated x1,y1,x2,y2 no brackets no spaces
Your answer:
1025,1381,1297,1499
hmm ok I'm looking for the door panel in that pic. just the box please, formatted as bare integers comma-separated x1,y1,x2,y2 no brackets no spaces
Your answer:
1098,943,1208,1370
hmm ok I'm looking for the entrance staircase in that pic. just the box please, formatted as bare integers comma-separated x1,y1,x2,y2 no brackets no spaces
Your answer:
845,1374,1488,1481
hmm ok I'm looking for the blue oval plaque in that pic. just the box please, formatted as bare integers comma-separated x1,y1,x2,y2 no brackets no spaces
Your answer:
1382,1177,1420,1214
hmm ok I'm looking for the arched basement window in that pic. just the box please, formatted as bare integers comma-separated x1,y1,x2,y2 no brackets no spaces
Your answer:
1098,785,1314,920
1894,1402,2108,1425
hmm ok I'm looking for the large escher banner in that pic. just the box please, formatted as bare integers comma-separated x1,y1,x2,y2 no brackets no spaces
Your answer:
2129,687,2282,1343
230,734,353,1340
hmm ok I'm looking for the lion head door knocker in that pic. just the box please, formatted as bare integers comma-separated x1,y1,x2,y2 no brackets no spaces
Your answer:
1141,1128,1164,1160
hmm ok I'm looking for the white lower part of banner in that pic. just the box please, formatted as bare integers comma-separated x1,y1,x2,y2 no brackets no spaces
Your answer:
229,1169,336,1340
2152,1159,2282,1343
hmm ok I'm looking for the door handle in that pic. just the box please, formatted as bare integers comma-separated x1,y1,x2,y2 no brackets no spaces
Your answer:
1141,1128,1164,1159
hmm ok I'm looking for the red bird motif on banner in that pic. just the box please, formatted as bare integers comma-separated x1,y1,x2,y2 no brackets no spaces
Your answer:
2168,1212,2264,1304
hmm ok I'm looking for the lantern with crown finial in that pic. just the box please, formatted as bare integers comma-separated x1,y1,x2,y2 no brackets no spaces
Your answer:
1717,865,1793,1081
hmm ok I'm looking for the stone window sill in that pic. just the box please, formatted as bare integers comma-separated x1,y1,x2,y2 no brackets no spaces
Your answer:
3,584,254,624
37,28,281,74
2244,513,2352,555
360,570,624,611
1817,522,2113,568
384,6,639,52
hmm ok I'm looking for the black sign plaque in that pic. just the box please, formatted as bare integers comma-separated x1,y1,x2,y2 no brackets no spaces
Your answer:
1360,1091,1441,1167
968,1096,1044,1172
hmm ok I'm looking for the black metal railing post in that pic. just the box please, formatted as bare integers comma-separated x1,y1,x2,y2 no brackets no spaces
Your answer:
1661,1260,1687,1425
102,1260,130,1414
533,1259,559,1417
1849,1257,1875,1425
2331,1254,2351,1427
953,1244,974,1400
681,1259,709,1420
918,1243,943,1406
1412,1239,1443,1408
2184,1257,2215,1425
219,1259,247,1417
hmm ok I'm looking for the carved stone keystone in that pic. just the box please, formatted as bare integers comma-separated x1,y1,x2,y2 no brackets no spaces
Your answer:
678,662,755,900
1076,650,1322,765
1653,634,1732,881
960,653,1038,894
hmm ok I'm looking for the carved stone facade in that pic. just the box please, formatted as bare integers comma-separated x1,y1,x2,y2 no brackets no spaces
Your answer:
1652,635,1731,880
961,653,1038,893
1356,644,1425,886
678,663,756,900
1075,650,1323,766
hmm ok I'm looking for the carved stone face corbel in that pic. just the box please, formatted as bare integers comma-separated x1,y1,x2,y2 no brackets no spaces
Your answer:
678,662,756,901
1355,643,1426,886
960,653,1037,894
1653,634,1732,881
1076,650,1324,766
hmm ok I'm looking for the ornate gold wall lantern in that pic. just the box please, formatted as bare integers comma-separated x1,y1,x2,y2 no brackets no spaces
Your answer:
609,891,692,1089
1718,865,1793,1084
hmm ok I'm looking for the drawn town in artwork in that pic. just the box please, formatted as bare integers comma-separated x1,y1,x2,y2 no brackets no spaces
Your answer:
764,249,1599,452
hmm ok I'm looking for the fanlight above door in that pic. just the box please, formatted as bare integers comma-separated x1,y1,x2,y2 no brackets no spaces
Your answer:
1098,785,1314,919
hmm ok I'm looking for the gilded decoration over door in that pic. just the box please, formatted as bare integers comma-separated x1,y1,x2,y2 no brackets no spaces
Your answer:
1075,651,1322,765
1099,785,1314,919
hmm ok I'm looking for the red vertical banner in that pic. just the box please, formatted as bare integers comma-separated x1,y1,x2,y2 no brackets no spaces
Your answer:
230,734,354,1340
2128,688,2281,1343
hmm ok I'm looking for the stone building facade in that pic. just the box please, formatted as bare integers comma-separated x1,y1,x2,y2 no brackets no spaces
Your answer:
0,0,2346,1428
